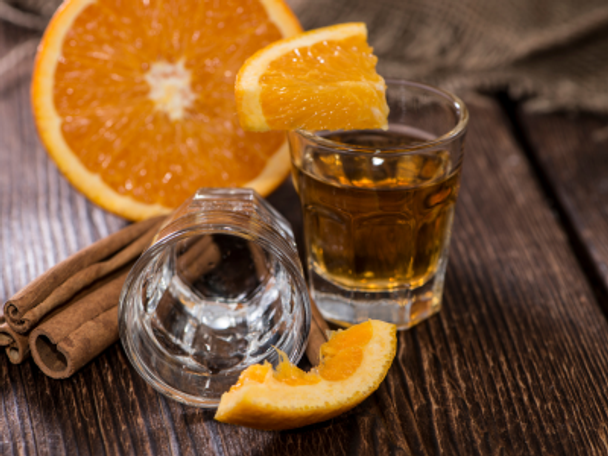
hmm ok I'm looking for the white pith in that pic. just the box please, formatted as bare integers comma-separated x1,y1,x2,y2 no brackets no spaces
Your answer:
145,59,196,121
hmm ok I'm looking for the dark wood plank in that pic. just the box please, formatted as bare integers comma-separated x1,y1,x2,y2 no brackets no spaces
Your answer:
517,109,608,301
267,95,608,455
385,97,608,455
3,19,608,456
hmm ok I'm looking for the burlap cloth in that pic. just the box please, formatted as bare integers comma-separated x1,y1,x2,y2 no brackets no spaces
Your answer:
2,0,608,114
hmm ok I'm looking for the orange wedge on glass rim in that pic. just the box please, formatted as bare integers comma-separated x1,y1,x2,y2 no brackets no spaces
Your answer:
214,320,397,431
235,22,389,132
31,0,302,221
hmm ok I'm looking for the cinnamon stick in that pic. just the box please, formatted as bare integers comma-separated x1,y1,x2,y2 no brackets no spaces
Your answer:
177,235,214,270
176,235,220,284
5,215,166,333
0,315,30,364
29,272,127,379
24,228,217,378
2,216,166,377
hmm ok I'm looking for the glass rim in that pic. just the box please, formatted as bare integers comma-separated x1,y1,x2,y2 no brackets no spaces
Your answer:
295,79,469,155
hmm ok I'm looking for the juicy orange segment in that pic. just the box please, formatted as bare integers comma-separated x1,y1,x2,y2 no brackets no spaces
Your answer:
215,320,397,430
273,355,322,386
235,22,389,132
230,364,272,390
32,0,302,220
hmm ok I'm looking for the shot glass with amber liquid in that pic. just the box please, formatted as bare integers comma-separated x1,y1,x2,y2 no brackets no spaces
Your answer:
289,80,468,329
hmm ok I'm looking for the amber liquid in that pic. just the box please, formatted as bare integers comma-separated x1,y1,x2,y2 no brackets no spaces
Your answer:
294,129,461,292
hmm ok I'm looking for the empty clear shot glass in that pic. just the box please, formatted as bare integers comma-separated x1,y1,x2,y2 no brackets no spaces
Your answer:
119,188,311,408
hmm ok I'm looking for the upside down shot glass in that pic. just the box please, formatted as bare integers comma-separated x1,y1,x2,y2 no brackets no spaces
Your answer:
289,80,468,329
119,188,311,408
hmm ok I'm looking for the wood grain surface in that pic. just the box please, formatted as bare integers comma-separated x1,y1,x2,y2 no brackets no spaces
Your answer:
517,110,608,305
2,17,608,456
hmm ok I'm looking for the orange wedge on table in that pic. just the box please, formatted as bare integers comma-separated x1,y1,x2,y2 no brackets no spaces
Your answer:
32,0,302,221
235,22,389,132
215,320,397,431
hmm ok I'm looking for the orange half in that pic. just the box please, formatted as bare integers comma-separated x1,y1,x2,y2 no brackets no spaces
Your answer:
32,0,302,220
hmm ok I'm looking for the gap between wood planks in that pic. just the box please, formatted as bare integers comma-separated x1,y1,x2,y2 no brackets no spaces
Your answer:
496,92,608,316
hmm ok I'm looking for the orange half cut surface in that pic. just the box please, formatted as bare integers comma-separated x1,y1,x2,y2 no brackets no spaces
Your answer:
32,0,302,221
235,22,389,132
215,320,397,430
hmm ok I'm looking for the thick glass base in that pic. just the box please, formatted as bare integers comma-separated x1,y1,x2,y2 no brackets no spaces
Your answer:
310,261,447,330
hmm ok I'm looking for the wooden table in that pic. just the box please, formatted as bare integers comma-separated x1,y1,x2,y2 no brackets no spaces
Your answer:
2,20,608,456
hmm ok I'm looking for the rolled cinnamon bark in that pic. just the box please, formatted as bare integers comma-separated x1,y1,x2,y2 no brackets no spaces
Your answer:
177,235,214,269
29,273,127,379
5,215,166,333
30,236,222,379
176,235,220,283
0,311,6,342
0,317,30,364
